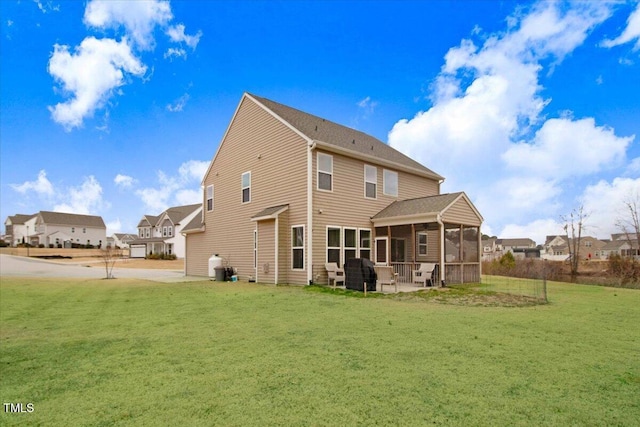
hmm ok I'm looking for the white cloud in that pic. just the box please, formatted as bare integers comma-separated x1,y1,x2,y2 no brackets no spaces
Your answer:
357,96,378,114
164,47,186,60
34,0,60,14
10,170,55,197
53,176,107,215
84,0,173,50
114,174,135,188
106,218,122,235
581,177,640,238
387,1,634,240
166,23,202,49
500,219,564,247
601,3,640,51
166,93,189,112
48,37,146,130
503,118,631,178
135,160,208,212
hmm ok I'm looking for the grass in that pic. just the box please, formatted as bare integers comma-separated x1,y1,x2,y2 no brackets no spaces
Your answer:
1,278,639,426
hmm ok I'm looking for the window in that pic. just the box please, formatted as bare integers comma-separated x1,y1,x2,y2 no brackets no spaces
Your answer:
71,227,75,233
168,226,173,237
417,232,428,256
292,226,305,270
364,165,377,199
145,228,150,238
383,169,398,197
163,227,167,237
241,172,251,203
83,228,86,233
206,185,214,211
327,227,341,264
318,153,333,191
359,229,371,260
139,229,144,238
344,228,357,262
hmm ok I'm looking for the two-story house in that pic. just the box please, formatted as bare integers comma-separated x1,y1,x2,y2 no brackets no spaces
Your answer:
129,204,201,258
4,211,107,247
183,93,483,285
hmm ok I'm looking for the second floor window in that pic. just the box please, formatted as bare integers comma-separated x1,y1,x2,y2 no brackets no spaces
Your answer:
168,226,173,237
242,172,251,203
318,153,333,191
383,169,398,197
364,165,377,199
206,185,214,211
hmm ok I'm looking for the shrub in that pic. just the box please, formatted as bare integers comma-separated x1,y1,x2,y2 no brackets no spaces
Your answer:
608,254,640,285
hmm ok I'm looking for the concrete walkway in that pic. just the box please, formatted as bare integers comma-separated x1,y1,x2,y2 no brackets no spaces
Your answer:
0,254,205,283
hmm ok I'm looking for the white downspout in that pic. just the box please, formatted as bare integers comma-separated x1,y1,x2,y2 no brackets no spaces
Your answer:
275,217,279,285
307,141,316,285
437,213,445,286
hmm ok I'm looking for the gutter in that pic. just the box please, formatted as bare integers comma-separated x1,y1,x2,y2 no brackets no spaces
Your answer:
307,141,316,284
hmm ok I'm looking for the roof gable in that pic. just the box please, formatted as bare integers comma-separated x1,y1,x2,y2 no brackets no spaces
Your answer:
248,93,444,180
37,211,105,228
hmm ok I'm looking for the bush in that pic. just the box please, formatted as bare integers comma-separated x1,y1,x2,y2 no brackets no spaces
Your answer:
146,252,177,260
608,254,640,285
483,258,562,281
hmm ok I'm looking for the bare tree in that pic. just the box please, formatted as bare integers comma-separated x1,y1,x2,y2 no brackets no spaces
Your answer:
100,246,122,279
561,205,589,277
616,192,640,255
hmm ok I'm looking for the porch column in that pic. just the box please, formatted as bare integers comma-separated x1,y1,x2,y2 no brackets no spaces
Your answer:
387,225,391,266
411,224,416,264
478,226,482,279
439,219,445,285
459,224,464,284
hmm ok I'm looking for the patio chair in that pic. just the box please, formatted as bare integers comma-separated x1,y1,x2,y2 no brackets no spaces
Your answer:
374,265,398,293
325,263,345,288
412,263,436,287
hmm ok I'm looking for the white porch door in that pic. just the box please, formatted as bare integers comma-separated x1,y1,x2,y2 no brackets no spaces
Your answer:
375,237,388,265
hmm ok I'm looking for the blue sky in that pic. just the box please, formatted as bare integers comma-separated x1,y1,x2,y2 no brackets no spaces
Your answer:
1,0,639,245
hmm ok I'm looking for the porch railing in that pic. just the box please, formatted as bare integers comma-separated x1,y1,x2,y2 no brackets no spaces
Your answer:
390,262,480,284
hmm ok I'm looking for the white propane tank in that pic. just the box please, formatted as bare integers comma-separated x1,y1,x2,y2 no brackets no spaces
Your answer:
208,254,223,278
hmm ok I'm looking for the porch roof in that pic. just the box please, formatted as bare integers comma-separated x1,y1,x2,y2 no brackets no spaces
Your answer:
250,204,289,222
371,192,482,226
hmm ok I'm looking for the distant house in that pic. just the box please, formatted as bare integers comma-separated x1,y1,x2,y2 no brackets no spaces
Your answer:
3,211,107,248
3,214,34,246
482,237,537,261
184,93,484,285
128,204,201,258
111,233,137,249
542,235,608,260
601,234,639,258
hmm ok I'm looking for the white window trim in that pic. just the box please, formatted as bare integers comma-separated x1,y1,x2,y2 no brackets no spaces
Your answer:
343,227,357,263
291,225,305,270
417,231,428,257
358,228,372,259
383,169,398,197
364,165,377,199
206,184,214,212
326,226,341,264
317,152,333,192
241,171,251,204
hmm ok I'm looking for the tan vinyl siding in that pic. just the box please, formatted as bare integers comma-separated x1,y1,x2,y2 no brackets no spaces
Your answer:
442,197,482,226
186,97,308,283
257,220,275,284
312,149,440,280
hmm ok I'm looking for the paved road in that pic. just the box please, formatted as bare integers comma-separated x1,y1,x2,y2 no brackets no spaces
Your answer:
0,254,205,283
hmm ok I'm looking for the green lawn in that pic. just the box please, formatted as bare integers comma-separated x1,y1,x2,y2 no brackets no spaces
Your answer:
1,278,639,426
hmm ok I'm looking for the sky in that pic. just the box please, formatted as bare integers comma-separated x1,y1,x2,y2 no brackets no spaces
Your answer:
1,0,639,246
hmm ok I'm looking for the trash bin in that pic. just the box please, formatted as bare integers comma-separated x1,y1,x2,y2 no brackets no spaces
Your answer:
214,266,226,281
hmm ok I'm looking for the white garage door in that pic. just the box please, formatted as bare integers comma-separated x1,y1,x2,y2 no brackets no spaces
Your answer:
130,245,146,258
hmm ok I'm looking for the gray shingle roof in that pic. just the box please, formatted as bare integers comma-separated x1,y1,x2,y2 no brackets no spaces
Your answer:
251,204,290,220
181,215,204,233
249,94,444,180
163,204,201,225
7,214,34,224
372,192,463,220
38,211,105,228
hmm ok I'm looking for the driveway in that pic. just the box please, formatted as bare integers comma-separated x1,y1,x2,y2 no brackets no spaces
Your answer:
0,254,205,283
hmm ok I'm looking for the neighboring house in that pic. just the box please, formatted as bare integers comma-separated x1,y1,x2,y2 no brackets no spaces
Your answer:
183,93,483,285
482,237,537,261
2,211,107,247
542,235,608,260
601,234,639,258
111,233,137,249
4,214,34,246
129,204,201,258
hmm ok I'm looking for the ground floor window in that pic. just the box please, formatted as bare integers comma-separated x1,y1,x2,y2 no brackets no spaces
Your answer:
327,226,372,265
292,225,304,270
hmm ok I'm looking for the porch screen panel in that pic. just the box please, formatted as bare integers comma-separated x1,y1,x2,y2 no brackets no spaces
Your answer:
445,227,461,262
463,226,479,262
